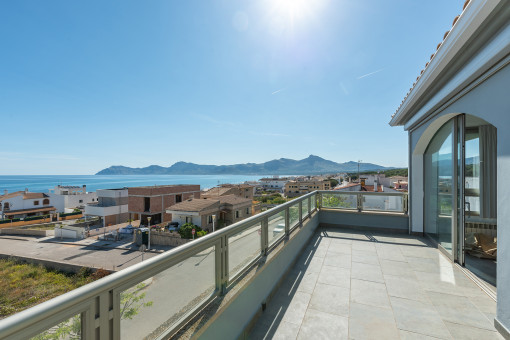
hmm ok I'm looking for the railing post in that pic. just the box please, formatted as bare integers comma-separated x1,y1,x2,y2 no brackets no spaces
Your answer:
318,192,323,209
285,206,290,236
217,235,228,295
298,201,303,225
403,194,408,215
261,216,269,256
357,193,362,212
307,196,311,216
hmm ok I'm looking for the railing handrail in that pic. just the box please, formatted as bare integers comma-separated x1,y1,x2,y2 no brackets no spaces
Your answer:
319,190,407,197
0,191,317,339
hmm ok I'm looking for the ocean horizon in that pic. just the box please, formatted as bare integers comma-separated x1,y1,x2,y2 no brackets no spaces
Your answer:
0,175,266,193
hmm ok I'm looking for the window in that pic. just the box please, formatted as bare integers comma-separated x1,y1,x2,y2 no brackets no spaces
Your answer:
79,200,83,204
208,215,213,223
185,216,191,224
43,198,50,205
176,194,182,203
34,200,39,206
3,202,10,211
235,210,239,218
144,197,150,212
246,207,250,215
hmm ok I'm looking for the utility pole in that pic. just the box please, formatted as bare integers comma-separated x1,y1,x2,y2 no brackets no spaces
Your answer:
358,160,362,183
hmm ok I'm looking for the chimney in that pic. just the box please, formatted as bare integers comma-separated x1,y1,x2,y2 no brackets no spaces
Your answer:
24,188,29,194
83,185,87,193
3,189,7,195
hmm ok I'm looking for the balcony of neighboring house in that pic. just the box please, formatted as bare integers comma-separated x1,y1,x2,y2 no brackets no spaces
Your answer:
0,190,503,340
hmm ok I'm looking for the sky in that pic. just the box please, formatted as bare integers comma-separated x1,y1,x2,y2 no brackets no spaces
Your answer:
0,0,464,175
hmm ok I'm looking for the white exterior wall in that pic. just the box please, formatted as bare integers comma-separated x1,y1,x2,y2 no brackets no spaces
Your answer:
48,192,98,213
84,204,128,217
0,194,53,218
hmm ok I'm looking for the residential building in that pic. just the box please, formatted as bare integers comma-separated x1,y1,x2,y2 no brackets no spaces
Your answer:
389,0,509,336
166,195,252,230
48,185,98,213
259,177,291,191
128,185,200,225
84,188,129,227
284,180,330,197
203,183,256,200
0,189,56,220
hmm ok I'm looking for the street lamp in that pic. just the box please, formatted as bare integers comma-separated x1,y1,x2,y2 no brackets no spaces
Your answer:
147,216,152,250
212,214,216,233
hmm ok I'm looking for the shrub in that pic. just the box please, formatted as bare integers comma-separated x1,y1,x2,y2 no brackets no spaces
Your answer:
196,230,207,238
178,223,202,239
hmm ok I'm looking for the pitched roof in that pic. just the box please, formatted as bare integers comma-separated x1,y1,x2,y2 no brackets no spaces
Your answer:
4,206,56,216
23,193,49,200
0,191,25,201
166,198,219,213
202,187,234,197
218,195,252,206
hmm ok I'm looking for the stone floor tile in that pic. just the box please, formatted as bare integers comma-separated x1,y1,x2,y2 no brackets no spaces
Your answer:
297,308,349,340
399,330,447,339
427,291,495,331
351,241,377,252
350,278,391,309
327,242,352,255
376,248,407,262
348,302,399,340
323,252,351,269
309,282,350,317
351,261,384,283
282,269,319,295
444,321,504,340
351,250,380,265
279,291,312,325
390,296,451,339
380,259,415,277
317,265,351,288
384,274,430,303
293,255,324,274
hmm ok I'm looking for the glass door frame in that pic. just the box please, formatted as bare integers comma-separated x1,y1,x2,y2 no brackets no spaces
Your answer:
455,114,465,266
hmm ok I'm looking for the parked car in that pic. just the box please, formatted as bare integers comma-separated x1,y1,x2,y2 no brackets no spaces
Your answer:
167,221,180,232
273,223,285,237
119,225,135,234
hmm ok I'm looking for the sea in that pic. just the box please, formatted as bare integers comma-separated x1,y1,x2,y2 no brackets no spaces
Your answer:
0,175,265,194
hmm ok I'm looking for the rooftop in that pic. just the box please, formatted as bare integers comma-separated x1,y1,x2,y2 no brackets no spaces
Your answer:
166,198,219,212
250,228,500,339
216,194,252,206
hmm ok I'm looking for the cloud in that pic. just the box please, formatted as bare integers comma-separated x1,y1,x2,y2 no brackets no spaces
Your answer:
339,82,349,95
271,88,285,95
357,68,385,80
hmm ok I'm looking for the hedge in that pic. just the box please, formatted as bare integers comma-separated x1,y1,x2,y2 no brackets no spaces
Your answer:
0,218,21,224
23,214,50,221
59,211,82,218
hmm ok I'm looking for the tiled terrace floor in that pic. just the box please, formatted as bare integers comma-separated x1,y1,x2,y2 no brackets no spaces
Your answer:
249,228,502,340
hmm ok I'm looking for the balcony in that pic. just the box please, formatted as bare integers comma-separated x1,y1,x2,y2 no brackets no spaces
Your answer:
0,191,500,339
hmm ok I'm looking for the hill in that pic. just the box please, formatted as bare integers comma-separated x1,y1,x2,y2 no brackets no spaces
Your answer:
96,155,393,175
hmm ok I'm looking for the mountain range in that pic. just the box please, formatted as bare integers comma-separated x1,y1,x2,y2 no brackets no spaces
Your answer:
95,155,393,175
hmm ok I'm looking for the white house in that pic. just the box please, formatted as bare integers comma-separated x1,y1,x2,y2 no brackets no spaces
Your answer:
48,185,98,213
0,189,56,220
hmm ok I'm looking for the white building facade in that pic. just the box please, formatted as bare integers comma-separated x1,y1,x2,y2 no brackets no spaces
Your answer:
48,185,98,213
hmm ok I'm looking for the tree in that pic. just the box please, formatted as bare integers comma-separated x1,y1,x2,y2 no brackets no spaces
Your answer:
329,179,339,187
120,282,154,320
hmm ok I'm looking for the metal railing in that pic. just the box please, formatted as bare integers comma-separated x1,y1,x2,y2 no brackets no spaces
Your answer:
0,192,318,340
318,190,408,214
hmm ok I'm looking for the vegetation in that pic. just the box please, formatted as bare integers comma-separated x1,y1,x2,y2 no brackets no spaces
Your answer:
0,259,108,319
178,223,206,239
350,168,408,178
254,193,288,205
329,178,339,187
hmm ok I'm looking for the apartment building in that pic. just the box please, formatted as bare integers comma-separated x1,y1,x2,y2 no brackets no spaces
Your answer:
84,188,129,227
128,185,200,225
284,180,330,198
0,189,56,220
259,177,291,192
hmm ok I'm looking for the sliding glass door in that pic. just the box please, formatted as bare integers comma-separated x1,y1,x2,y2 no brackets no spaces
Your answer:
424,120,454,255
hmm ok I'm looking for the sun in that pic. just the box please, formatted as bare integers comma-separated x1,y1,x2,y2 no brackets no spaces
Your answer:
264,0,328,32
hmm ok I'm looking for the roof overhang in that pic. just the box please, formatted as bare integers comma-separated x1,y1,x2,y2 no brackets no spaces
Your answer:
389,0,508,129
165,210,200,216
